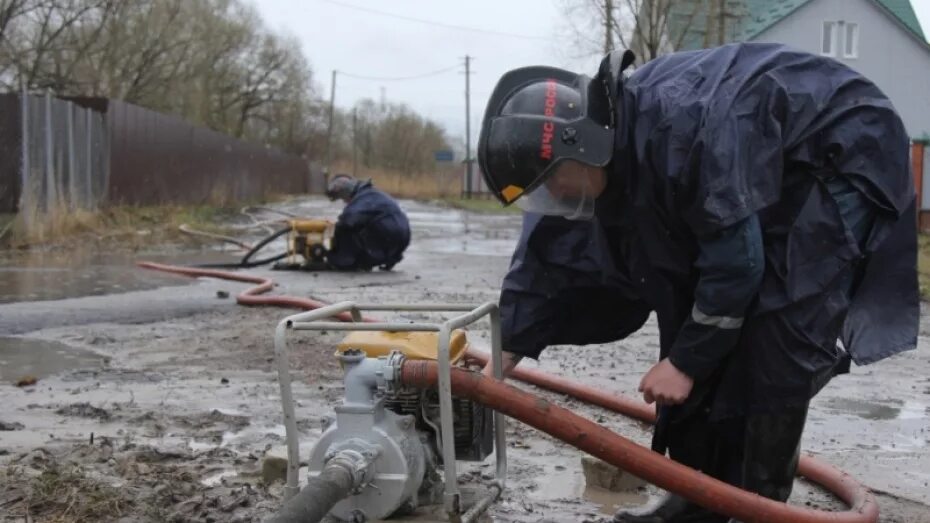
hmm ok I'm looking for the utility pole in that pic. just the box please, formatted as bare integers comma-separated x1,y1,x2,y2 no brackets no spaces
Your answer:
717,0,726,45
702,0,713,48
352,106,358,177
464,55,473,199
325,69,337,176
604,0,613,53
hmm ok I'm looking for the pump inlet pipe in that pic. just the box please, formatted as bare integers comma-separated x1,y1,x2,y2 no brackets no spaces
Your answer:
137,262,880,523
268,445,378,523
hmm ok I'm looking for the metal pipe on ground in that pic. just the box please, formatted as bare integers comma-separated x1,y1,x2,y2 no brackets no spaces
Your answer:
461,483,503,523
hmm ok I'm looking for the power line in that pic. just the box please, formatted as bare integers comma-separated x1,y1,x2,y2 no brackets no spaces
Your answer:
319,0,549,41
337,65,459,82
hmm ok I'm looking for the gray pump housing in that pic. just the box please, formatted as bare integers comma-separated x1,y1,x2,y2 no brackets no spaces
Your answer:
306,351,434,521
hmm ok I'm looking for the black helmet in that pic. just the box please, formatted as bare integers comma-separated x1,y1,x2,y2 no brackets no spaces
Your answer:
477,50,636,207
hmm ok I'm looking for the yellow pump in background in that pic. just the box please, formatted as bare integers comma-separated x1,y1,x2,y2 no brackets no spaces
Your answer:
336,330,469,363
276,219,334,270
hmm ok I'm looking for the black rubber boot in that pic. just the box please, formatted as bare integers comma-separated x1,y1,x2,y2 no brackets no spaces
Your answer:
614,409,730,523
726,405,808,523
613,493,728,523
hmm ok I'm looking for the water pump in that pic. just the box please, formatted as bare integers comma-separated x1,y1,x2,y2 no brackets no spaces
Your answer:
272,218,334,271
272,302,507,523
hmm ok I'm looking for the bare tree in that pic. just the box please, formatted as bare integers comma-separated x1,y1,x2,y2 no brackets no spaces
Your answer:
0,0,32,44
0,0,34,82
339,99,451,173
558,0,730,64
8,0,111,90
0,0,450,168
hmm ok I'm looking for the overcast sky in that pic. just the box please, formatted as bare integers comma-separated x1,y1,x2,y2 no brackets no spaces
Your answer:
256,0,930,148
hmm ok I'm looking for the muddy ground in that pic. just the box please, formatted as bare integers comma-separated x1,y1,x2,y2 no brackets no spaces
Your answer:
1,196,929,522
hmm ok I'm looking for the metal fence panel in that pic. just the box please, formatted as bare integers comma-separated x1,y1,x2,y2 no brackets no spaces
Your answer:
15,92,109,217
105,99,310,206
0,94,21,213
1,93,314,215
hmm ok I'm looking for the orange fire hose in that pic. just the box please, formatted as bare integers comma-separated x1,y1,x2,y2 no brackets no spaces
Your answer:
403,361,878,523
136,262,362,322
463,348,656,423
138,262,879,523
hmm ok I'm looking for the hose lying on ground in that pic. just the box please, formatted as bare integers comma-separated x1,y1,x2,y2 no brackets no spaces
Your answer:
402,360,878,523
242,205,298,218
136,262,360,321
178,223,254,251
189,227,291,269
179,205,296,250
137,262,880,523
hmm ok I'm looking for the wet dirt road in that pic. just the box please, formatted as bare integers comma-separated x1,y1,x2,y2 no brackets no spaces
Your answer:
1,196,929,522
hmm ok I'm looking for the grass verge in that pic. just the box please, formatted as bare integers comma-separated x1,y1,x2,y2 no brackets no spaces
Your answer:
442,197,521,214
2,204,241,250
917,234,930,299
331,162,462,200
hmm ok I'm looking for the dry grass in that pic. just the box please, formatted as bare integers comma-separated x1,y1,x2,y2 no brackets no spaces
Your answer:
918,234,930,299
4,202,238,249
2,463,133,522
329,164,518,215
443,197,521,214
331,162,461,199
2,163,493,248
8,201,101,245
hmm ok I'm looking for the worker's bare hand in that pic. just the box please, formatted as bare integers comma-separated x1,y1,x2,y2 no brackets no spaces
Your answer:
638,359,693,406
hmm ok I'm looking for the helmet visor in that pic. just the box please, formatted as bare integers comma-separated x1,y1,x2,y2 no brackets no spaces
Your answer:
515,164,596,220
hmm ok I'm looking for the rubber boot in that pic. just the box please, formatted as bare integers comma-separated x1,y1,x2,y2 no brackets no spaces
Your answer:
726,405,808,523
613,493,728,523
614,411,730,523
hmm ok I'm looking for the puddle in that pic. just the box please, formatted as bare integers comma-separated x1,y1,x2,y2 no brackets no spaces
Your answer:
0,249,240,303
879,434,928,452
898,400,928,420
824,397,903,420
532,452,649,515
583,486,650,515
0,336,102,382
412,237,518,257
403,204,521,258
201,469,239,486
187,423,289,452
0,200,520,304
188,440,219,452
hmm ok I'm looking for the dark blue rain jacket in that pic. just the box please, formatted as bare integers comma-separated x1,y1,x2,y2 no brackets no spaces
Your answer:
500,43,918,420
327,181,410,271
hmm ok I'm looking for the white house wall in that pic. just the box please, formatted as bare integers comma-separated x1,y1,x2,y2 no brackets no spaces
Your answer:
752,0,930,139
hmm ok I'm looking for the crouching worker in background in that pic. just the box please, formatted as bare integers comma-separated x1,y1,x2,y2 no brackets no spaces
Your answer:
324,174,411,271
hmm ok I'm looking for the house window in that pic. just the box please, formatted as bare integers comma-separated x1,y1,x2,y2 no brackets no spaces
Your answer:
822,21,837,56
844,23,859,58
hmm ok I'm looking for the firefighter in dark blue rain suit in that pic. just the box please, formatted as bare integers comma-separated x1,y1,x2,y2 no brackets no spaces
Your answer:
477,44,919,523
325,174,410,271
